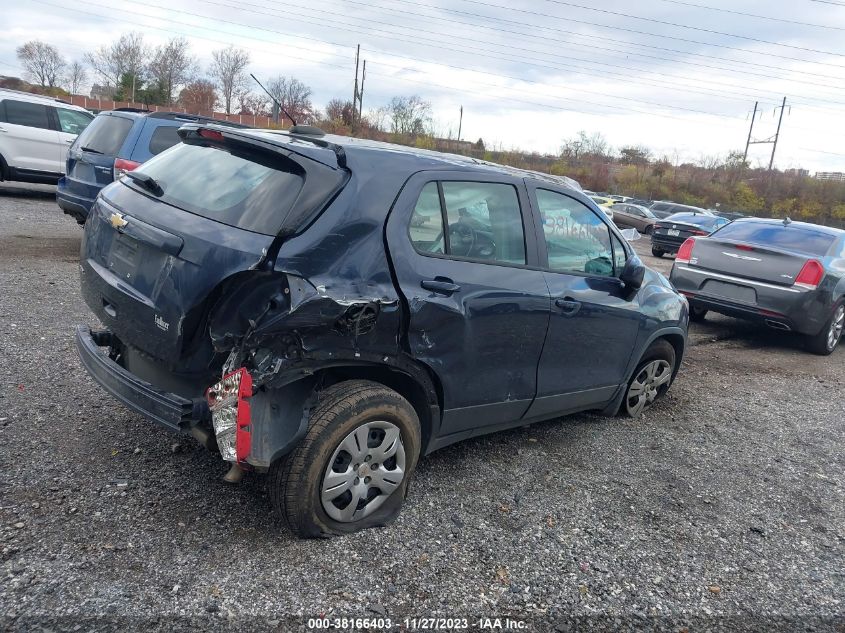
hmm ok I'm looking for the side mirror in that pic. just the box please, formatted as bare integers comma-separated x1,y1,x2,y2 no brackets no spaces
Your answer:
620,257,645,289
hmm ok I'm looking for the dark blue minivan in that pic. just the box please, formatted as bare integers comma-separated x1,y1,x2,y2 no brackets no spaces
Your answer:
56,110,243,223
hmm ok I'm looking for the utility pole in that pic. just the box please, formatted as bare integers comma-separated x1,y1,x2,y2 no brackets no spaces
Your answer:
769,97,787,171
458,105,463,141
744,97,788,172
358,60,366,127
351,44,360,134
743,101,757,164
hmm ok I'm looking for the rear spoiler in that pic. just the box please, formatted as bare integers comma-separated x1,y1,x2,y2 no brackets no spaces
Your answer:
177,124,348,171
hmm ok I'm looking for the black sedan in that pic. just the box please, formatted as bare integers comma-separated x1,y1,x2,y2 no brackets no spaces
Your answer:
670,218,845,355
651,213,729,257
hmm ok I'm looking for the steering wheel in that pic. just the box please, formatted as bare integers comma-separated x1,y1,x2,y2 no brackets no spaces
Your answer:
448,222,477,257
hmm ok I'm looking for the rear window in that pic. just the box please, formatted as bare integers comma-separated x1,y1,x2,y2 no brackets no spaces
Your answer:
712,222,837,256
148,125,181,155
2,100,51,130
131,142,305,235
666,213,725,230
75,115,134,155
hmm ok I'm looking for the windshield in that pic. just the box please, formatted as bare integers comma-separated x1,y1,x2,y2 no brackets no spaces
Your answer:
129,142,305,235
711,222,837,256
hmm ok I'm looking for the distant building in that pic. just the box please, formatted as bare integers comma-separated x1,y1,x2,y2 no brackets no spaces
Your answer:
90,83,115,100
785,168,809,177
435,138,475,152
815,171,845,182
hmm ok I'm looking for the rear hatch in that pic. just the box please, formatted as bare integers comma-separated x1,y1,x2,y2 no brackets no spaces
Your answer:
65,114,136,198
80,126,348,365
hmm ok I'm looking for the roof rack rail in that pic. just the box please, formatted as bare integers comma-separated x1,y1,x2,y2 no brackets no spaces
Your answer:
0,87,72,105
145,111,249,128
113,107,151,113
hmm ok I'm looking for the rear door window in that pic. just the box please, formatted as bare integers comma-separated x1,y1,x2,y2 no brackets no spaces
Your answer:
56,108,93,135
130,142,305,235
2,100,52,130
148,125,181,155
409,182,445,254
537,189,614,276
74,115,134,155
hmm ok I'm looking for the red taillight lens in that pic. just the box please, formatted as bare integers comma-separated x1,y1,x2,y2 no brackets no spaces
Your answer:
794,259,824,290
206,368,253,464
113,158,141,180
675,238,696,264
199,128,225,141
735,244,754,251
690,230,709,236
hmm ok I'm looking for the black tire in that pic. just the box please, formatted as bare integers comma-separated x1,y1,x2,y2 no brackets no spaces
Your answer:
621,339,676,417
0,154,8,181
644,225,654,236
268,379,421,538
805,301,845,356
689,304,708,323
651,246,664,258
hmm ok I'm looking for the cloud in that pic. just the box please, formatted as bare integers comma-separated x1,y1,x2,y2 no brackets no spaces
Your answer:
2,0,845,171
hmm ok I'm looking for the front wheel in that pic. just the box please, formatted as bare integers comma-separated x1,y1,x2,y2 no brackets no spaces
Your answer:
269,380,421,538
805,303,844,356
622,340,676,417
689,304,708,323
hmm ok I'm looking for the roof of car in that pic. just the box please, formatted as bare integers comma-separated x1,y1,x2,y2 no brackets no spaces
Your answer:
101,110,248,127
0,88,90,112
729,217,845,236
220,127,585,191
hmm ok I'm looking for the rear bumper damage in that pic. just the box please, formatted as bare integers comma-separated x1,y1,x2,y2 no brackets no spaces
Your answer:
75,326,208,431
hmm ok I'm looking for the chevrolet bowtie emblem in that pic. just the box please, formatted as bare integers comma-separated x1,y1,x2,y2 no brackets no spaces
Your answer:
110,212,128,230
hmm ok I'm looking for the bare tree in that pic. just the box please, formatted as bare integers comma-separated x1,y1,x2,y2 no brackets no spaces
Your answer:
178,79,217,113
16,41,66,88
65,61,88,95
266,76,313,124
388,95,432,136
210,46,250,114
237,91,269,116
324,98,353,126
560,130,609,163
148,37,197,105
86,32,148,101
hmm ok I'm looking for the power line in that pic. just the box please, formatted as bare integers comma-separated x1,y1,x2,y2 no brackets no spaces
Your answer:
449,0,845,70
344,0,845,83
296,0,845,91
23,0,744,125
537,0,845,56
151,0,845,107
650,0,845,31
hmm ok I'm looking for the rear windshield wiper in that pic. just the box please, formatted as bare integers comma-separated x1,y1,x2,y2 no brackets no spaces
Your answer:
123,171,164,197
80,146,103,154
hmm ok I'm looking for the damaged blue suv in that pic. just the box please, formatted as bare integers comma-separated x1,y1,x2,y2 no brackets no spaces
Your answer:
75,125,688,537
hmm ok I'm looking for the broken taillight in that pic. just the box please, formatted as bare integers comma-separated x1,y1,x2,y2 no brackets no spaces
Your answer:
205,368,253,464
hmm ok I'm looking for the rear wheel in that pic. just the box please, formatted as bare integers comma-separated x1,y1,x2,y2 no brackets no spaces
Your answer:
268,380,421,538
644,225,654,236
622,340,676,417
651,246,664,258
805,302,844,356
689,304,708,323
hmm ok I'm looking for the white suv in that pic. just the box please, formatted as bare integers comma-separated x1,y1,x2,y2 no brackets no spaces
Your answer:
0,89,94,185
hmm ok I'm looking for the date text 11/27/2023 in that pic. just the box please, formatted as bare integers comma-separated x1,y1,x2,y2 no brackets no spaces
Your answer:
306,617,528,630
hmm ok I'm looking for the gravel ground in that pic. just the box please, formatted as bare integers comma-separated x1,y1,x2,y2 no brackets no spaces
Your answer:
0,184,843,632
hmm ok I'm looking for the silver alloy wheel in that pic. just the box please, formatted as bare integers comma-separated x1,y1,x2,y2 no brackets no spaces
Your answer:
828,305,845,351
626,359,672,416
320,421,406,523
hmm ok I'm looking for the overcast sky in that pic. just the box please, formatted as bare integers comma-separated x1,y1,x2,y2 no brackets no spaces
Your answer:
2,0,845,172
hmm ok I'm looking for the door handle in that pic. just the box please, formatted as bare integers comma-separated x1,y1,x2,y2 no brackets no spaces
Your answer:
421,278,461,296
555,297,581,316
